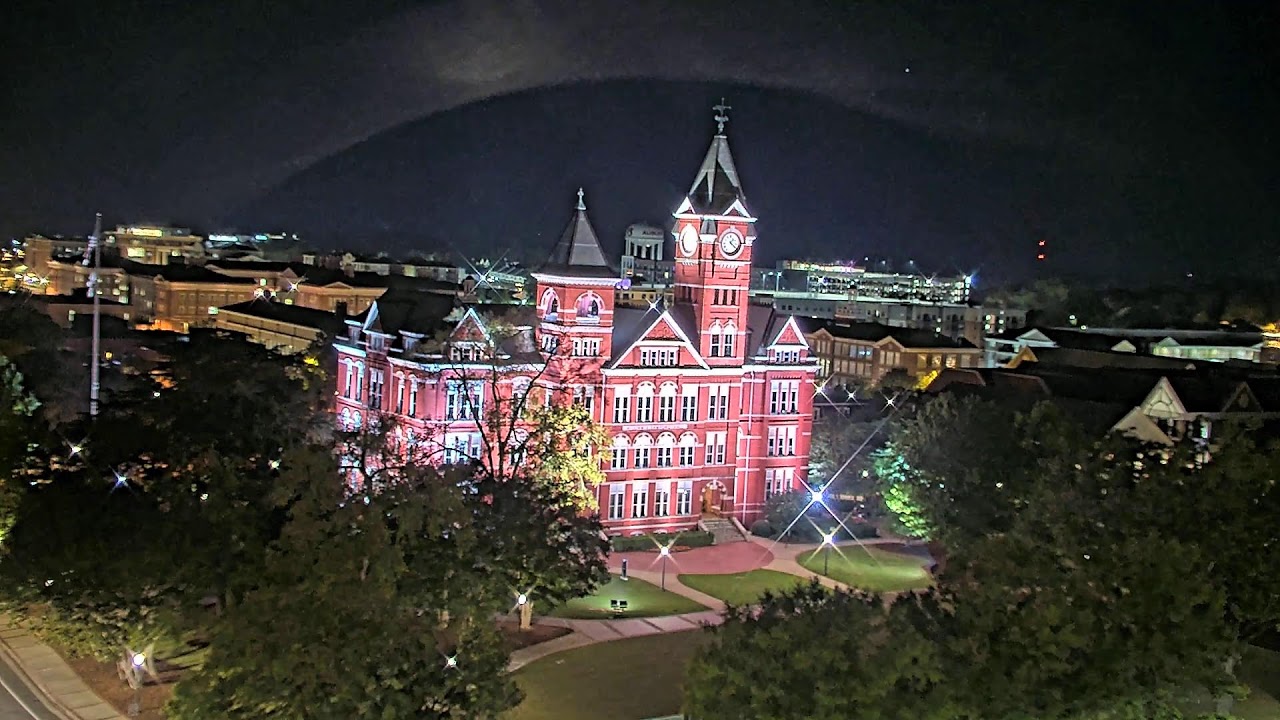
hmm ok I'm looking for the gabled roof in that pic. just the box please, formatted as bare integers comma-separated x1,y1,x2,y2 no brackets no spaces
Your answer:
536,190,618,280
607,303,707,369
1011,346,1197,371
218,299,347,335
686,133,747,215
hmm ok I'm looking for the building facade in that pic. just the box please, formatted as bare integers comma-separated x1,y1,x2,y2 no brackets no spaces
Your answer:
332,117,818,533
805,321,982,388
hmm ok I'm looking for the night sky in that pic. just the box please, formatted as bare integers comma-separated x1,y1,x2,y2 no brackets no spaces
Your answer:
2,0,1276,285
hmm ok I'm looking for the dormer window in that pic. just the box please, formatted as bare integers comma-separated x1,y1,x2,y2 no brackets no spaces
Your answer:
368,336,385,352
773,349,802,364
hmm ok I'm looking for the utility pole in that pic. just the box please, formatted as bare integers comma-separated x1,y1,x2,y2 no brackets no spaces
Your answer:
83,213,102,417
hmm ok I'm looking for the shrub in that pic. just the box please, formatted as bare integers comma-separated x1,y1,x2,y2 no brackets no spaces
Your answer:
749,519,774,537
611,530,715,552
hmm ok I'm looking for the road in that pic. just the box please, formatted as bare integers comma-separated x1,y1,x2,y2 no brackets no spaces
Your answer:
0,653,59,720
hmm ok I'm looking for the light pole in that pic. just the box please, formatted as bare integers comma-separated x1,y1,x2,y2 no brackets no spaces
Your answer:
659,545,671,590
125,651,146,717
821,531,837,576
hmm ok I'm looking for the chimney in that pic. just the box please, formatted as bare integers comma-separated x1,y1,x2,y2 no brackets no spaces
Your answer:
335,301,348,322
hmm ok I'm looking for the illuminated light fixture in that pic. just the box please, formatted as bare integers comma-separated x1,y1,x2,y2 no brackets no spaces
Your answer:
516,593,528,606
809,488,824,504
68,443,83,457
444,655,458,669
659,545,671,558
821,531,837,547
131,652,146,668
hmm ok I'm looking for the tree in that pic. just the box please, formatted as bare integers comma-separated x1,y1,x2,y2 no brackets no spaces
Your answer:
0,355,41,550
167,448,521,719
685,583,949,720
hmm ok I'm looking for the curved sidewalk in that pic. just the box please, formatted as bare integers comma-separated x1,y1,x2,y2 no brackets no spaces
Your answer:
0,616,122,720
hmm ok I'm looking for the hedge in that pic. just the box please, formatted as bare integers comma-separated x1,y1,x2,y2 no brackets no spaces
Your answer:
611,530,716,552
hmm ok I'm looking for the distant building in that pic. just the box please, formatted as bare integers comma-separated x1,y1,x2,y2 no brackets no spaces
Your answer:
986,327,1274,369
761,259,973,304
105,225,205,265
214,299,348,355
803,320,982,388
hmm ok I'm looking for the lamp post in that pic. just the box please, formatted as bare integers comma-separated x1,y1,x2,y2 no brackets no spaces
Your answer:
516,591,532,631
821,531,836,576
125,651,146,717
659,545,671,590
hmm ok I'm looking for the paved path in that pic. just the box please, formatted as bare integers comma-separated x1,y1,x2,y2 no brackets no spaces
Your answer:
608,541,773,575
0,618,122,720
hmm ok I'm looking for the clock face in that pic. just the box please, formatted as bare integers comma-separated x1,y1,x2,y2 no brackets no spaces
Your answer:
719,229,744,258
678,225,699,257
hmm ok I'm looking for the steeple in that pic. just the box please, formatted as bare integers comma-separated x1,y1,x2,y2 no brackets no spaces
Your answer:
537,187,618,279
687,99,746,215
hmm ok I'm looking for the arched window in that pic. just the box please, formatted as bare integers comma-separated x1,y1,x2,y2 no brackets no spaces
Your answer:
635,382,655,423
633,433,653,469
658,382,678,422
708,321,722,357
541,289,560,319
609,433,630,470
678,432,698,466
722,321,737,357
656,432,676,468
575,291,603,321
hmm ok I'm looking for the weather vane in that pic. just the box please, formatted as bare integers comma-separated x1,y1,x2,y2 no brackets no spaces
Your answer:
713,97,731,134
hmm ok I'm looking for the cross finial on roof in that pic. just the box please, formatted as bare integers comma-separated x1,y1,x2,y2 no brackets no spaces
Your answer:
713,97,731,135
576,187,586,211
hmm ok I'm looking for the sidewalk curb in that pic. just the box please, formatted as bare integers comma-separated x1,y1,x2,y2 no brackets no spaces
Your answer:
0,616,125,720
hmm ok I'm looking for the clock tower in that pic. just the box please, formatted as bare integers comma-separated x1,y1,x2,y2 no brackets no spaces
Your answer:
673,100,756,367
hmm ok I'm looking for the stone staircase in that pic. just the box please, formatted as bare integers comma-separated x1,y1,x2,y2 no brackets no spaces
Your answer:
699,516,746,544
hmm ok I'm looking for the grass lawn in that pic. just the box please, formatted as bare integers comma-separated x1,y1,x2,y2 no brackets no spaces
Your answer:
548,574,707,619
504,631,708,720
797,545,933,593
678,569,809,606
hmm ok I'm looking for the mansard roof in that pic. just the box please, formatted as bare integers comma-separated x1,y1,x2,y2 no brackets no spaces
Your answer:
536,190,618,280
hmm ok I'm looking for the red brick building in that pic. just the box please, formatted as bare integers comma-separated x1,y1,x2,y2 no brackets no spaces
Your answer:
333,116,817,533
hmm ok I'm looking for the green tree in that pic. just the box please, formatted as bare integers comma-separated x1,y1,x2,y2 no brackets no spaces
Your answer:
685,583,948,720
167,449,520,719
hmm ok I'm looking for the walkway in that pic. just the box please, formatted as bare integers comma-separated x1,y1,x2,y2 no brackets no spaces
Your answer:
510,534,933,670
0,616,122,720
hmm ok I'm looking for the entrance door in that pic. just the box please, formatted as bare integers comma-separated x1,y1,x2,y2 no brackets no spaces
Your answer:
701,485,721,516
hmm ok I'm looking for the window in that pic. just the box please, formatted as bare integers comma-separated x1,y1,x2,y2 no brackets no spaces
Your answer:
612,392,631,423
407,381,418,418
654,485,670,516
708,385,729,420
573,385,595,413
676,482,692,515
611,446,628,470
722,322,736,357
444,433,481,464
368,370,384,409
640,347,679,367
631,485,649,518
446,380,484,420
681,389,698,421
608,485,624,520
572,337,601,356
343,362,354,398
768,426,797,456
354,365,364,401
679,444,695,466
945,354,958,368
709,324,722,357
634,436,653,469
658,383,677,422
774,349,801,364
765,468,794,499
656,433,675,468
635,387,654,423
769,380,799,414
705,432,726,465
395,375,405,413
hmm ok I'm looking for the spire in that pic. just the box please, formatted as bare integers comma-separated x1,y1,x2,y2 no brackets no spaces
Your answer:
688,100,746,214
536,188,618,279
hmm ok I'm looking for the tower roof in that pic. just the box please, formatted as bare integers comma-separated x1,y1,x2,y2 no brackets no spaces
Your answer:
536,188,618,279
687,100,747,215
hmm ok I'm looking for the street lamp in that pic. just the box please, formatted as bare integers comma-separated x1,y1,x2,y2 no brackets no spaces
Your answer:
124,650,149,717
810,487,825,505
821,531,837,576
659,545,672,590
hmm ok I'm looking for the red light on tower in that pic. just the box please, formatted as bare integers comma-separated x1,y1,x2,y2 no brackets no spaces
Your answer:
1037,238,1047,261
